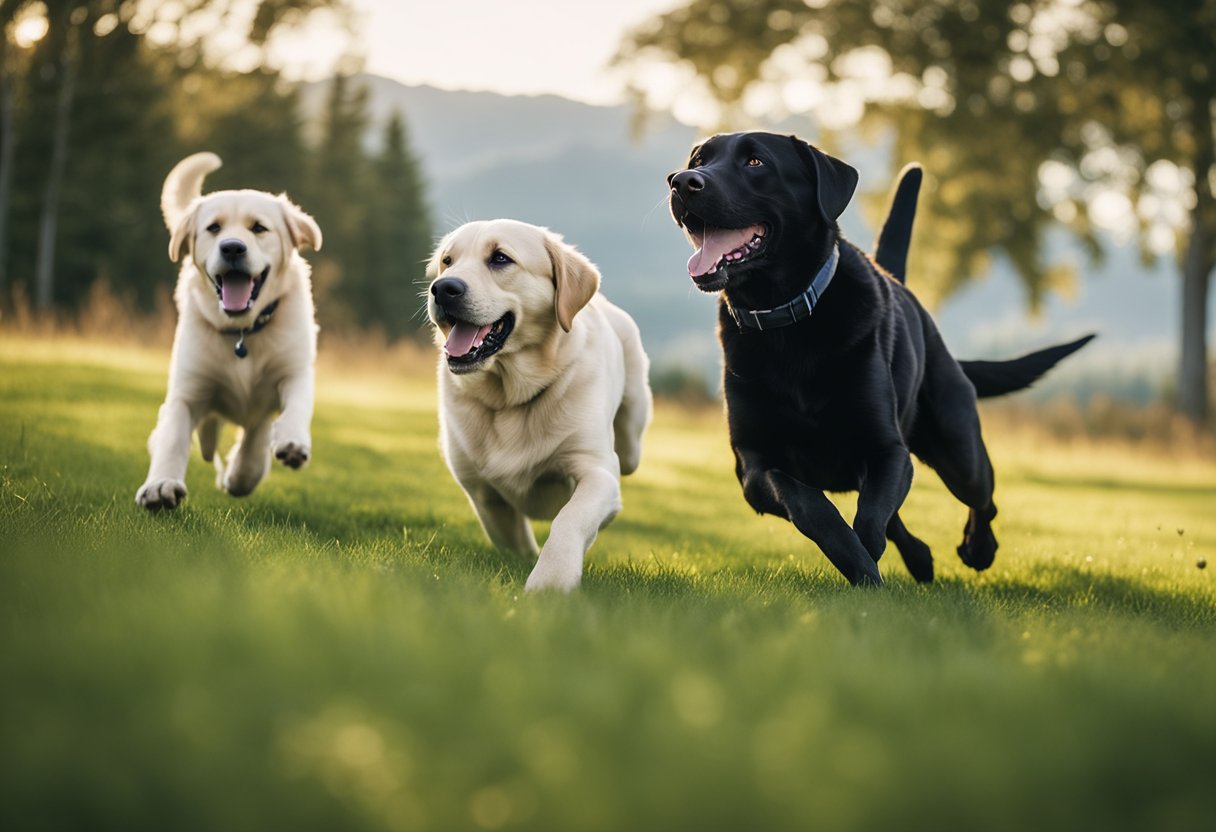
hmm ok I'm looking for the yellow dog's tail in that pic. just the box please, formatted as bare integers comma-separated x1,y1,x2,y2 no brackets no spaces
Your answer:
161,152,222,231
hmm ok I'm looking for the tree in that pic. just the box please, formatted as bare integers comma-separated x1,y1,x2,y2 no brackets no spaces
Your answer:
33,2,82,312
0,0,437,344
305,84,434,336
366,111,434,336
617,0,1216,424
0,2,35,297
4,0,352,313
305,72,374,331
176,68,309,194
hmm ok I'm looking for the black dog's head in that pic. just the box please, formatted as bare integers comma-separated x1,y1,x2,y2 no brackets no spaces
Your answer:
667,132,858,302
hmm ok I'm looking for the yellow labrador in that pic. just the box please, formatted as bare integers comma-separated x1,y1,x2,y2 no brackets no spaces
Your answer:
427,220,652,592
136,152,322,511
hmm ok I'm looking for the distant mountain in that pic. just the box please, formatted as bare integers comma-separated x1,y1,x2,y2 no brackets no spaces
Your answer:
304,75,1204,400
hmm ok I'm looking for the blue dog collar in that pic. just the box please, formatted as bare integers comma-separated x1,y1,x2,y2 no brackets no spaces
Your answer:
726,244,839,332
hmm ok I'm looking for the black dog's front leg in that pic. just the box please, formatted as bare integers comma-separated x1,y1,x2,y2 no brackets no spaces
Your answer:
736,448,883,586
854,446,914,563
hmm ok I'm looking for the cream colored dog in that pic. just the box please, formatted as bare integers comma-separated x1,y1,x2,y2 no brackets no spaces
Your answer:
427,219,652,592
136,152,322,511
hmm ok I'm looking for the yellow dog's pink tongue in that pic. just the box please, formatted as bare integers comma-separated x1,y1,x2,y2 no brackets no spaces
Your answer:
220,274,254,312
445,321,492,357
688,226,756,277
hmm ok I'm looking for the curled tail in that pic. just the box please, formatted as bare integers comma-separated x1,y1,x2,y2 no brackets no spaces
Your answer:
161,152,222,231
960,334,1096,398
874,163,923,284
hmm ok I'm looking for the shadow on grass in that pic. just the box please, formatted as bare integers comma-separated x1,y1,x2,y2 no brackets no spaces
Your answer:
1021,472,1216,498
580,558,1214,628
953,565,1215,627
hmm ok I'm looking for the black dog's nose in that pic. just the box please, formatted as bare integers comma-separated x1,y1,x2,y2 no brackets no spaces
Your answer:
431,277,468,304
670,170,706,195
219,239,247,260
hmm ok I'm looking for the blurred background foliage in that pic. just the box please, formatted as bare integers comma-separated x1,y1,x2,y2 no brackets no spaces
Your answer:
617,0,1216,423
0,0,433,337
0,0,1212,424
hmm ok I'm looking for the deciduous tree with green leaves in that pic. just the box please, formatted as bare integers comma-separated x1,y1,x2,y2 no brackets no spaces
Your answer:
617,0,1216,424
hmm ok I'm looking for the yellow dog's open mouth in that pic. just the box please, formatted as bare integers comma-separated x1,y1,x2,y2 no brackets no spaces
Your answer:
444,312,514,373
212,267,269,315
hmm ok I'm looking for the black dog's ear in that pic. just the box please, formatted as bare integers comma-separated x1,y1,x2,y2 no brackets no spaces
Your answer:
791,137,859,222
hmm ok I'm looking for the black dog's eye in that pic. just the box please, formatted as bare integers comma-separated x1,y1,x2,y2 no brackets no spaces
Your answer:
690,155,704,168
250,221,268,234
489,250,513,267
441,255,452,268
746,157,764,167
206,223,221,234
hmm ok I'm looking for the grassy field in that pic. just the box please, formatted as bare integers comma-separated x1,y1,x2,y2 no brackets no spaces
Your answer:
2,333,1214,832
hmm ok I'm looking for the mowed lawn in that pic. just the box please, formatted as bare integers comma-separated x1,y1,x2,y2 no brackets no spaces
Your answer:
2,333,1214,832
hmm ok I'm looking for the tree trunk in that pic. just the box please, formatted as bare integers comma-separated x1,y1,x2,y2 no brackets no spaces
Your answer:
1178,97,1214,426
0,37,15,297
1178,213,1212,425
34,25,78,313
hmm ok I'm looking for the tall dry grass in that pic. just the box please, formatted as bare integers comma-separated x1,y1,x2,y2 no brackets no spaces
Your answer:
2,280,1212,454
0,280,438,379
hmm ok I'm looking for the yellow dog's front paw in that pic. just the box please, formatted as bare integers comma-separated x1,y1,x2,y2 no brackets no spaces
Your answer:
272,439,310,469
524,558,583,593
136,478,187,511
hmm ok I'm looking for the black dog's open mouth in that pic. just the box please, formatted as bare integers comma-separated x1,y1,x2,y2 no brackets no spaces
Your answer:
212,267,269,316
678,210,767,291
443,312,514,373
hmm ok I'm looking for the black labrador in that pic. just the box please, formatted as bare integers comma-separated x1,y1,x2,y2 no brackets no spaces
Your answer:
667,131,1092,585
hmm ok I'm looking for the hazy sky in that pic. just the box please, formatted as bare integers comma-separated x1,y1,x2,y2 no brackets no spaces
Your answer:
343,0,680,104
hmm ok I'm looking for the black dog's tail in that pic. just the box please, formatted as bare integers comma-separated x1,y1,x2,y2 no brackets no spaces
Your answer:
874,163,923,284
960,334,1096,398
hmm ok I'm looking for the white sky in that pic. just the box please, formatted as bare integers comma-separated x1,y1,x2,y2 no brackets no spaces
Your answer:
298,0,683,105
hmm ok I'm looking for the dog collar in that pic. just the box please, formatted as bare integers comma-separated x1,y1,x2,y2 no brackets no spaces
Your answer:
220,298,280,358
726,244,839,332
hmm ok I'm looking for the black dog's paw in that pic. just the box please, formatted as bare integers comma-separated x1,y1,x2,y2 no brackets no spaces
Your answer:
957,510,998,571
898,536,935,583
853,568,885,588
847,551,885,587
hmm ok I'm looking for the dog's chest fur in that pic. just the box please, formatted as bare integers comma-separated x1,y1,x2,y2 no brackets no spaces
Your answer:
203,344,293,424
440,379,592,519
723,337,870,489
718,245,915,492
170,288,313,428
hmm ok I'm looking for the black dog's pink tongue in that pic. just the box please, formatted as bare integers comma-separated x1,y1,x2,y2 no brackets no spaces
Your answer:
445,321,492,357
688,226,756,277
220,274,253,312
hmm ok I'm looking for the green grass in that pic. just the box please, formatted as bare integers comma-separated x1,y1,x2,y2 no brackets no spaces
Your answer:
2,334,1214,832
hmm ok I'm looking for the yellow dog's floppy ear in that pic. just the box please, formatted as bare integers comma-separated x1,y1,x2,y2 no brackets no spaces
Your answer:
279,196,323,252
168,206,197,263
546,232,601,333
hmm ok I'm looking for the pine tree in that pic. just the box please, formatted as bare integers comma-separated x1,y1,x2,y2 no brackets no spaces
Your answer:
3,0,348,314
366,111,434,336
305,72,373,331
